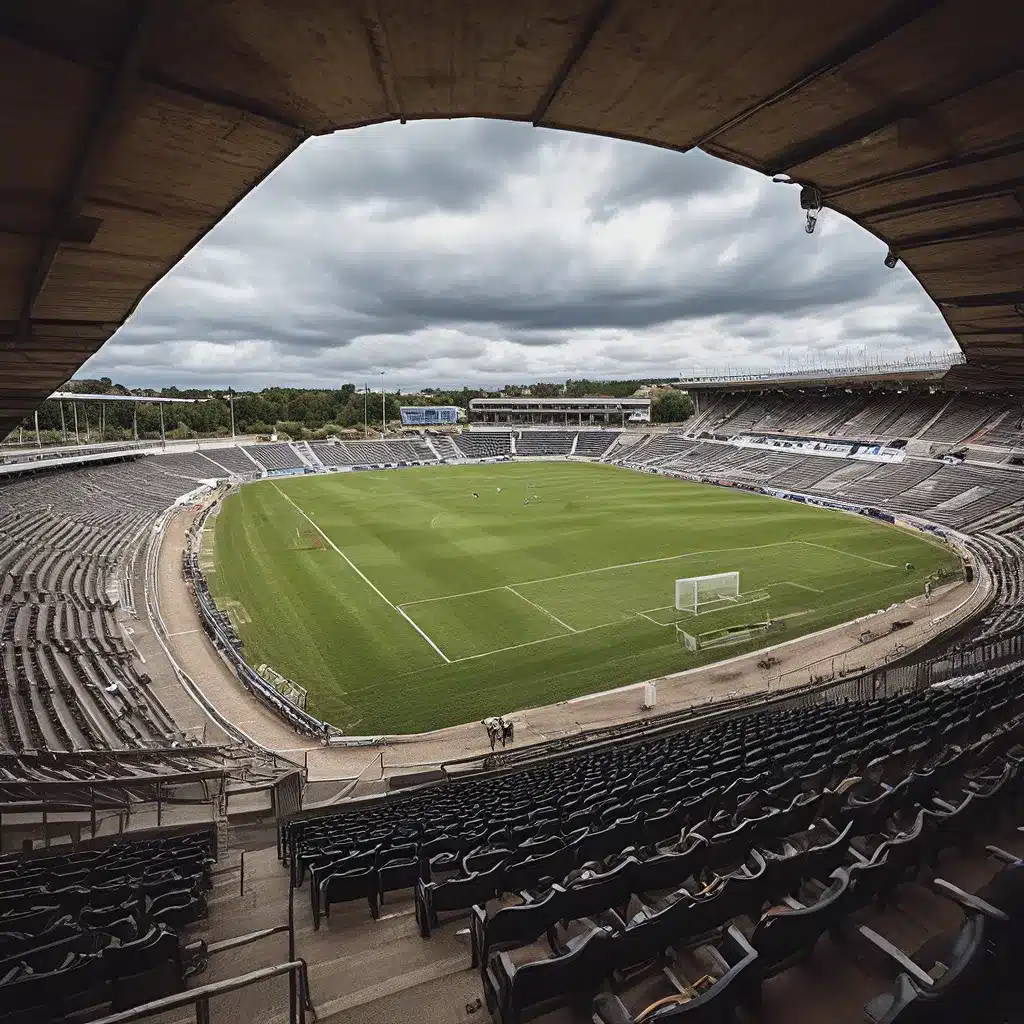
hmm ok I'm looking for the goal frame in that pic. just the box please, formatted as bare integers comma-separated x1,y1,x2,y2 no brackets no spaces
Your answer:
675,571,741,615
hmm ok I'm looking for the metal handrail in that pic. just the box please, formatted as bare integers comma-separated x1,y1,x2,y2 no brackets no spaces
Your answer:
89,960,308,1024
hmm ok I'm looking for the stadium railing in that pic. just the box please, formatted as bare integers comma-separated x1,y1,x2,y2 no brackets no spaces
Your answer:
437,627,1024,779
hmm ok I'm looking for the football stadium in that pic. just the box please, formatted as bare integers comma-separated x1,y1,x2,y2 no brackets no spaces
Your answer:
2,5,1024,1024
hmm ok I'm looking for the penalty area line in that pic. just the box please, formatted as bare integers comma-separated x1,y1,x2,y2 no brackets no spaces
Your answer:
270,482,451,664
505,586,576,633
449,616,627,664
798,541,898,570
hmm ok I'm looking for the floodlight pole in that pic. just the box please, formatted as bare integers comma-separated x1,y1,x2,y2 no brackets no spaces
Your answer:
228,388,235,440
60,401,67,443
132,404,138,441
72,402,80,445
380,372,386,437
159,404,165,447
34,411,40,447
363,385,368,439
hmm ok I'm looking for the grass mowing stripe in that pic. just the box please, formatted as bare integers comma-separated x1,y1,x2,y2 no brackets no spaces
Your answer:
270,481,450,663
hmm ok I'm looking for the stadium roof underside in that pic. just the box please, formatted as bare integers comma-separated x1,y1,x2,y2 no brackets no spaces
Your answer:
2,1,1023,436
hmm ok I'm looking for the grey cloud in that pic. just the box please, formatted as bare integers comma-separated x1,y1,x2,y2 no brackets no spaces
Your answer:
83,119,957,389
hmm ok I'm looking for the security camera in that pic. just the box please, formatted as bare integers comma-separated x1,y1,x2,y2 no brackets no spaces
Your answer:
884,249,899,269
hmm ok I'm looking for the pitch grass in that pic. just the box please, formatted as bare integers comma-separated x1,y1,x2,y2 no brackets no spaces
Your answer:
208,462,958,734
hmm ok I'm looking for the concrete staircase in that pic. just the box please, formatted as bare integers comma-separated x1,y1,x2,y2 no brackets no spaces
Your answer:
294,442,322,470
175,830,470,1024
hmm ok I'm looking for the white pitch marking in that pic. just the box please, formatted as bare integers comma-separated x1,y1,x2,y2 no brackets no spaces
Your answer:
271,483,450,664
430,512,443,529
449,616,628,664
505,586,576,633
636,610,675,628
398,541,798,609
799,540,898,569
780,580,825,593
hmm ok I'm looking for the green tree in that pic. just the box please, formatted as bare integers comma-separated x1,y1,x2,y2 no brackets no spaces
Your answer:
651,389,694,423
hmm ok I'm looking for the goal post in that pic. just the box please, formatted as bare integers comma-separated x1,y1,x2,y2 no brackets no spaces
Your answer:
675,571,740,614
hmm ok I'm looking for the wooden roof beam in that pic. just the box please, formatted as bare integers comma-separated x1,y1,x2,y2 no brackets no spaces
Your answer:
958,327,1024,336
362,2,404,121
16,1,164,344
531,0,618,125
696,0,944,149
859,178,1024,219
828,139,1024,201
896,216,1024,251
0,20,311,141
770,59,1024,175
937,290,1024,309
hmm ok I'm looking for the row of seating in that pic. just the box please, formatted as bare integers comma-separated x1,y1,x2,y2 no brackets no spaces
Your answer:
0,460,208,753
284,664,1021,921
695,390,1010,447
0,829,215,1023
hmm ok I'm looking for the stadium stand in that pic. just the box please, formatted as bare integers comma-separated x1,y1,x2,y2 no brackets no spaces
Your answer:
572,432,620,458
136,452,224,482
283,663,1024,1024
451,433,514,459
622,434,697,465
310,439,435,466
197,446,260,477
245,444,304,472
0,827,217,1021
3,389,1024,1023
423,434,464,460
704,390,967,445
979,404,1024,450
0,464,203,752
919,396,1003,446
514,431,576,456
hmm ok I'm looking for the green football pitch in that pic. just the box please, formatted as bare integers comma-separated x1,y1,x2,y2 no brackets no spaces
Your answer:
206,461,958,734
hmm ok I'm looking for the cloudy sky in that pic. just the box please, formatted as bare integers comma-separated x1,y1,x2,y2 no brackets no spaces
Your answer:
82,119,958,391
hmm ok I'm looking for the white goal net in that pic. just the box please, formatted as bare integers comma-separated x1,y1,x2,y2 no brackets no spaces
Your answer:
675,571,740,614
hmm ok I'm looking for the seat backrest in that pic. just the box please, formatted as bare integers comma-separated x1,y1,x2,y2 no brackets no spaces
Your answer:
432,861,507,914
562,858,637,922
484,888,561,957
322,866,377,909
507,926,611,1019
751,868,850,976
803,820,853,882
636,837,707,893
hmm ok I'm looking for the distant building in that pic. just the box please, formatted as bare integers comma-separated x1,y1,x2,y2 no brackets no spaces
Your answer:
469,396,650,426
399,405,462,426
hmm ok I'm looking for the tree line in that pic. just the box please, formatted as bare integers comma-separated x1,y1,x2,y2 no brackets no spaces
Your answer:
10,377,692,444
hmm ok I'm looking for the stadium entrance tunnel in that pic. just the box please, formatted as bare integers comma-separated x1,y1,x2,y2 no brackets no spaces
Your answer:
4,2,1024,434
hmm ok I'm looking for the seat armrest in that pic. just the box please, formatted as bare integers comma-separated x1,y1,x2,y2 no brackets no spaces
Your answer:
930,878,1009,922
985,844,1022,865
858,926,935,989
